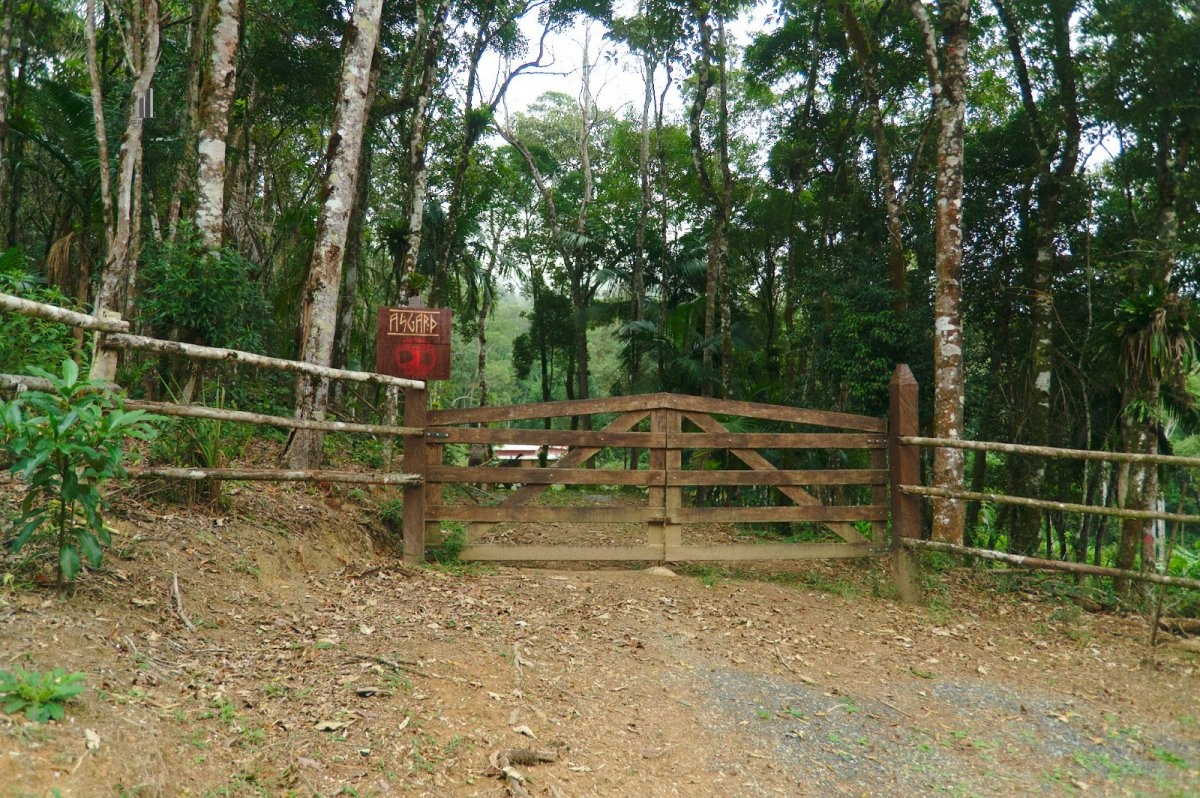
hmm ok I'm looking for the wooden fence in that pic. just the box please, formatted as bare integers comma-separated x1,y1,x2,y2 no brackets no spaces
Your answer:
5,292,1200,596
414,393,891,563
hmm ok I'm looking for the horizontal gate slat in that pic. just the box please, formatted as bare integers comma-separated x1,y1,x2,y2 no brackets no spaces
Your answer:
430,506,665,523
672,505,886,523
666,432,885,449
430,428,657,447
458,544,665,561
664,543,880,561
427,467,664,485
667,469,885,486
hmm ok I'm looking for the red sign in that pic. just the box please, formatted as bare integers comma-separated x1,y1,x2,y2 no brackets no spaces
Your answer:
375,306,451,381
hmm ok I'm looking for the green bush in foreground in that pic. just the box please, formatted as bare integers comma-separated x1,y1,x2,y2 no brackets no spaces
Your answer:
1,359,160,586
0,667,86,722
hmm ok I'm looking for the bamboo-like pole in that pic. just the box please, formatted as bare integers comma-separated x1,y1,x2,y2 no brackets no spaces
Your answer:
0,374,118,393
125,400,420,438
902,484,1200,525
0,291,131,332
101,332,424,390
901,538,1200,591
126,466,421,485
902,435,1200,469
1,377,420,438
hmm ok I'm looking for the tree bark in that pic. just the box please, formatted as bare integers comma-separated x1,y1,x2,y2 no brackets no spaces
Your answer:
285,0,386,469
994,0,1081,555
911,0,970,544
166,0,210,242
631,52,654,391
0,0,14,242
400,0,450,299
92,0,162,320
688,0,720,397
194,0,245,249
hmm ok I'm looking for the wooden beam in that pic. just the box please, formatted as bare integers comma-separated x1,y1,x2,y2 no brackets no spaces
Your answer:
682,412,867,544
402,388,428,564
665,469,886,486
901,435,1200,469
672,505,886,523
126,467,420,484
426,466,664,486
665,432,885,449
0,291,130,332
665,543,880,561
889,365,922,543
458,544,666,562
124,400,419,437
428,427,656,448
901,538,1200,591
902,484,1200,524
430,506,665,524
654,394,886,432
427,392,886,432
101,332,423,390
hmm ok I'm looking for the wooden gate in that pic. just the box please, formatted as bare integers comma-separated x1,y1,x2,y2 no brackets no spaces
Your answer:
409,393,891,562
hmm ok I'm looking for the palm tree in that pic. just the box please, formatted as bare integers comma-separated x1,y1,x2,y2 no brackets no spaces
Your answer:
1109,284,1198,596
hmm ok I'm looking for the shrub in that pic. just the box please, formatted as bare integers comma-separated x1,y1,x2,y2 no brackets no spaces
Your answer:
1,360,160,587
0,248,83,375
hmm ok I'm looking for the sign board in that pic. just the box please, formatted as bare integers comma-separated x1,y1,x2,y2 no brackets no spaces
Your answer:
375,306,452,381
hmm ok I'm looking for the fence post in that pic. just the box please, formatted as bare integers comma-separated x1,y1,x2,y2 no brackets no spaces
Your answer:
402,386,428,564
88,311,123,382
888,364,922,603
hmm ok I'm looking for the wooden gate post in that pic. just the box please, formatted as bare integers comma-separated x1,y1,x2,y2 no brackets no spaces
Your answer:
402,386,428,564
888,364,922,603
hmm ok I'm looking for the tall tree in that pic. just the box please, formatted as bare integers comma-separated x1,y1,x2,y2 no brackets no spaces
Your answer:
911,0,970,543
993,0,1082,554
88,0,162,322
286,0,386,468
194,0,246,249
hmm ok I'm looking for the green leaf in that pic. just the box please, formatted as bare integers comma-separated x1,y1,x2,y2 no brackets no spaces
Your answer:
59,544,81,582
77,529,103,566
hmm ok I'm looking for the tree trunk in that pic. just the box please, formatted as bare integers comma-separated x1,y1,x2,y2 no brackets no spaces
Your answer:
400,0,450,300
841,2,912,316
194,0,245,249
631,53,653,391
91,0,162,320
1116,411,1158,596
166,0,210,242
995,0,1081,555
688,0,719,397
0,0,14,243
84,0,115,259
285,0,385,469
331,45,381,414
716,18,734,396
912,0,970,544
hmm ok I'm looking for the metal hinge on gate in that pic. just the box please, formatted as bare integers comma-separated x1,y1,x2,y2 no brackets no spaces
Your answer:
426,431,450,439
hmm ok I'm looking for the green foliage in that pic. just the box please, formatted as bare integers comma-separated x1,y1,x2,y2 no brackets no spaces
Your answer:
0,249,83,375
150,384,247,506
0,667,86,723
139,224,269,351
1,360,160,586
379,499,404,535
428,524,467,565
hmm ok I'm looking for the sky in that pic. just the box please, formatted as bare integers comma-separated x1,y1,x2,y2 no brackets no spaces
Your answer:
478,7,773,122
